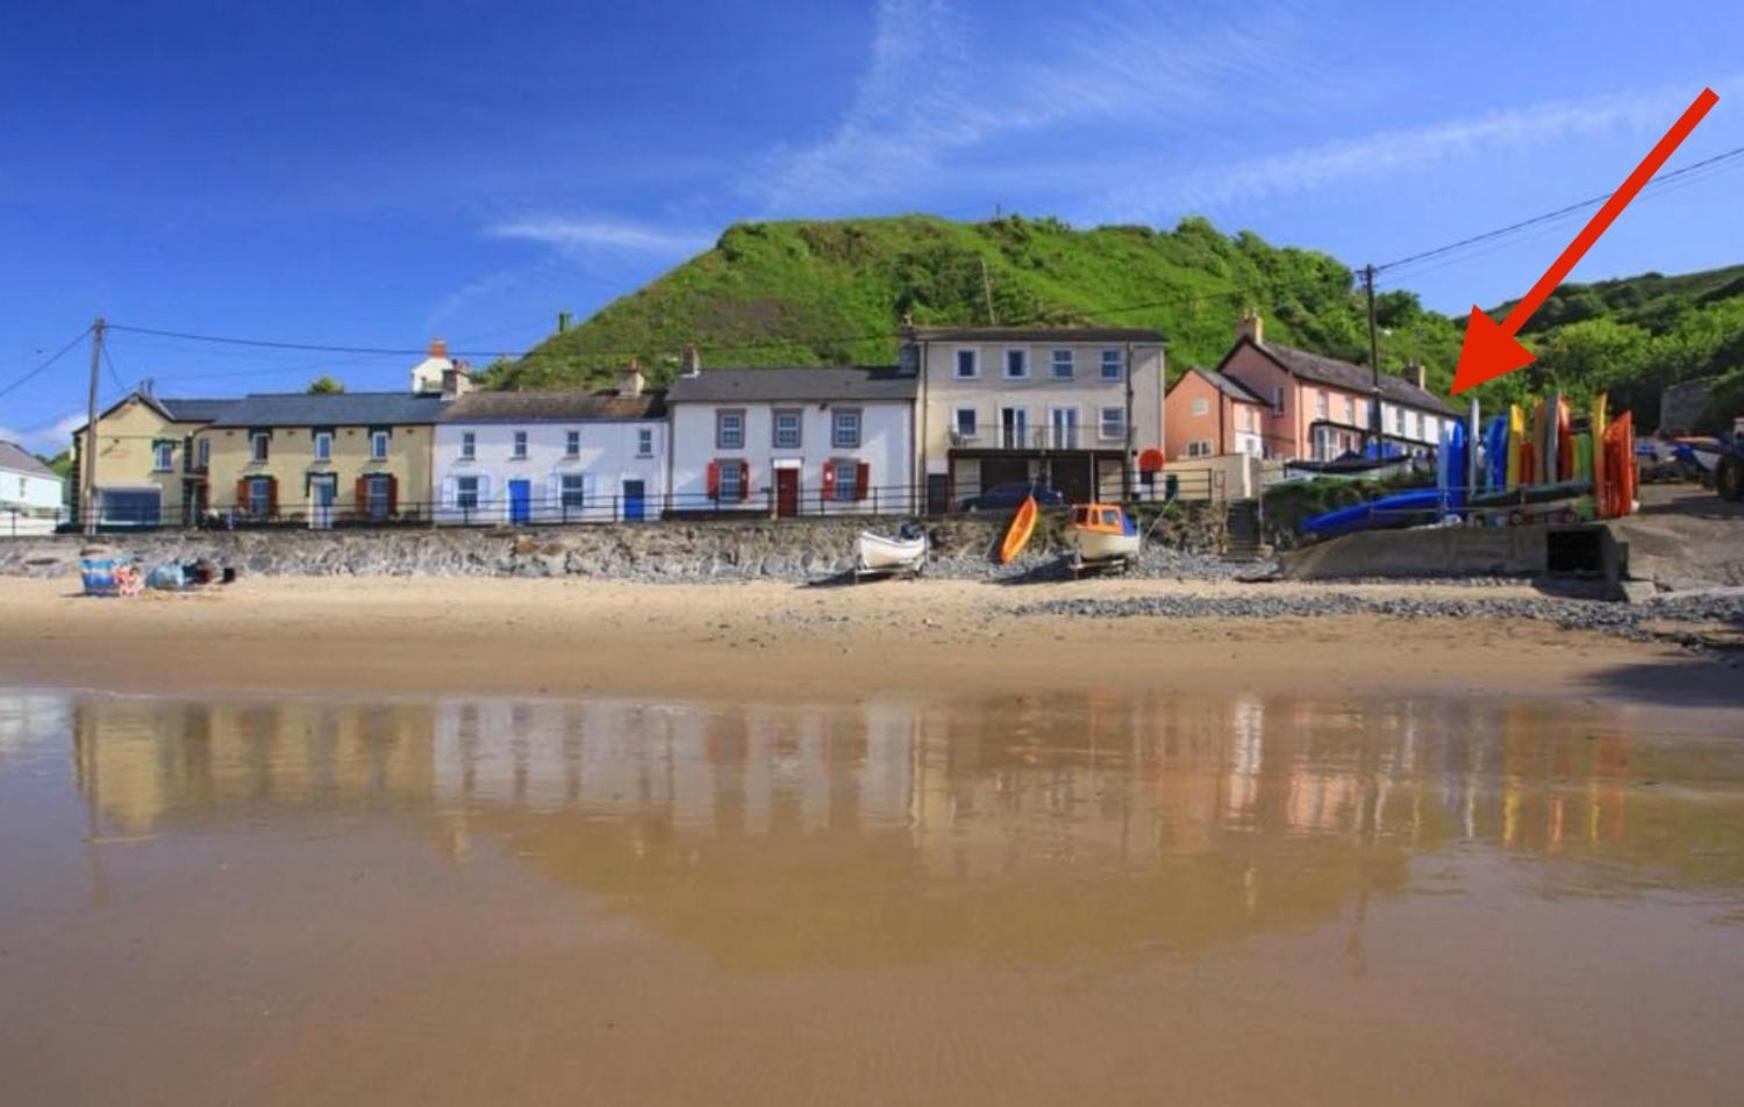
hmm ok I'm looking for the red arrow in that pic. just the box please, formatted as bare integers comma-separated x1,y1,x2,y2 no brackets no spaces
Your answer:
1451,87,1719,394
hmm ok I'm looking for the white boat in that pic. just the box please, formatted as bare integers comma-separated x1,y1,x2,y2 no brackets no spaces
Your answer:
1067,504,1141,564
857,523,927,573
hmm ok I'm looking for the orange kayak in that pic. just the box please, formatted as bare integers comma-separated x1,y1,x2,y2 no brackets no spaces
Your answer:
999,495,1039,564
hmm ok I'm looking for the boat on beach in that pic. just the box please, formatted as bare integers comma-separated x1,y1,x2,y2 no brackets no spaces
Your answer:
1067,503,1140,570
856,521,926,577
998,495,1039,564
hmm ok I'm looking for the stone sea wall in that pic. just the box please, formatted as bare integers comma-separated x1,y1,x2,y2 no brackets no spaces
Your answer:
0,507,1237,582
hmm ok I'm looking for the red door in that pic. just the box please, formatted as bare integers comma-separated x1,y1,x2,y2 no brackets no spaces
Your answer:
775,469,799,517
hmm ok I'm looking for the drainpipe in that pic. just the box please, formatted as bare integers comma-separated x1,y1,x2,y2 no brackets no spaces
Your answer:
917,337,928,513
1123,342,1136,501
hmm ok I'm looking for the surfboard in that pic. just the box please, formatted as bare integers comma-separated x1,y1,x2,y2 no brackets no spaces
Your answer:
1506,405,1524,490
1592,393,1609,516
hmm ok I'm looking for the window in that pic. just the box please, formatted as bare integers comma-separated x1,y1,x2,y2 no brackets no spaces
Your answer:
456,476,480,511
831,408,861,449
1390,407,1402,433
196,438,209,471
247,477,273,517
1186,440,1214,458
460,432,476,460
717,460,743,500
561,474,586,511
1190,397,1209,417
1315,391,1329,418
831,459,858,503
954,349,978,379
370,429,390,460
512,431,529,459
152,442,174,472
1344,397,1356,424
367,476,391,519
1271,386,1285,415
313,430,333,462
1049,407,1079,449
716,409,745,450
954,408,977,440
1000,407,1028,449
250,431,270,463
1405,411,1418,439
564,430,579,457
1050,349,1074,378
772,409,802,449
1099,406,1126,440
636,428,654,457
1100,350,1122,381
1003,349,1029,379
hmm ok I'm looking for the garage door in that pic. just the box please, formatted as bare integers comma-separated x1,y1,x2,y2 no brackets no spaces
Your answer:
100,490,161,526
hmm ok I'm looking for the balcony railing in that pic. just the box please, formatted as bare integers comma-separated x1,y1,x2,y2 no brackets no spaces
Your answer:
948,424,1124,450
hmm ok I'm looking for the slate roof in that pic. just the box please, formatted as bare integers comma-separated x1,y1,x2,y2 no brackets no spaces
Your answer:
0,440,57,479
666,367,918,404
1193,367,1268,405
209,392,449,428
1236,338,1457,416
440,389,667,423
909,326,1165,344
151,397,238,423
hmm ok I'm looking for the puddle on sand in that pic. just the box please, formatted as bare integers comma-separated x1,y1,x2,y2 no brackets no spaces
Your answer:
3,688,1742,1106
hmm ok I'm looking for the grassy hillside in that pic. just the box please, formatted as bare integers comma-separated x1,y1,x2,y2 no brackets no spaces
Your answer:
491,213,1742,428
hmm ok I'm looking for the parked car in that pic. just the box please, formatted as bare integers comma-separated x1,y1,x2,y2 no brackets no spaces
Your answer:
958,483,1065,512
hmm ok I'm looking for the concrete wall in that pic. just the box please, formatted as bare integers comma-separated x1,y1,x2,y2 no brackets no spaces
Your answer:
1164,453,1269,502
1278,525,1550,580
432,420,667,524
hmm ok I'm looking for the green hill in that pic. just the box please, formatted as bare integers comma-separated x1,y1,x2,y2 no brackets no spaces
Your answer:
488,213,1743,429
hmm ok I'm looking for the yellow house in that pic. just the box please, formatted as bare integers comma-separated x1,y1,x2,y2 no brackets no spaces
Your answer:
202,389,453,525
71,391,236,526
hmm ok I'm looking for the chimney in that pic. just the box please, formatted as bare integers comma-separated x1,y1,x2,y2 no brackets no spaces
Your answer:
557,312,571,334
441,360,473,400
428,337,449,360
680,343,701,377
1235,310,1263,345
617,358,645,398
1408,361,1426,391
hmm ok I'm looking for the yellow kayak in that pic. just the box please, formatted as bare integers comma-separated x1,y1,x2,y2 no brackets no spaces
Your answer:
1506,404,1524,490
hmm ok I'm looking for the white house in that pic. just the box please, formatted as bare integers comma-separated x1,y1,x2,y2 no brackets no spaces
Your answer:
0,441,64,536
432,369,667,524
665,363,918,516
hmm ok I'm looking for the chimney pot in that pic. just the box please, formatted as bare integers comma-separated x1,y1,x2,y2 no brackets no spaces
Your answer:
680,343,701,377
1409,361,1426,391
617,358,646,398
1235,311,1263,345
428,338,448,359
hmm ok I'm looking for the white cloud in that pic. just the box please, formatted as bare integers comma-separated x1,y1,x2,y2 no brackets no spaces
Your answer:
0,411,82,454
1096,83,1706,220
486,217,712,256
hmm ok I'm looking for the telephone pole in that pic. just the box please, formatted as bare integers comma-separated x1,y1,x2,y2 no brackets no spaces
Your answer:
1364,265,1382,452
978,257,997,325
81,317,105,537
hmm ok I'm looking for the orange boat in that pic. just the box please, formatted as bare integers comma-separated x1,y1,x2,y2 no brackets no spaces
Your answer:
998,495,1039,564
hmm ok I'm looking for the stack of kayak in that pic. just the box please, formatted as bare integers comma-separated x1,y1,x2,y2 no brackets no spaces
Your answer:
1301,421,1467,539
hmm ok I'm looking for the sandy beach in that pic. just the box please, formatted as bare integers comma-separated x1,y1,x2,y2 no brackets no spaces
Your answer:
1,573,1732,706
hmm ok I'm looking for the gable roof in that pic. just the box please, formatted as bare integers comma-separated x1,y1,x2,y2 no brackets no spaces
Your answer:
908,326,1165,344
1185,367,1267,405
0,440,57,479
1223,336,1457,416
666,366,917,405
441,389,667,423
209,391,449,428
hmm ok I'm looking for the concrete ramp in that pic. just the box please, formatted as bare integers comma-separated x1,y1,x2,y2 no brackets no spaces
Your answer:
1280,526,1550,580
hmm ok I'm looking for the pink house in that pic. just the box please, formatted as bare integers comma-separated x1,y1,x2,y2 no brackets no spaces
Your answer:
1214,314,1457,461
1163,367,1272,460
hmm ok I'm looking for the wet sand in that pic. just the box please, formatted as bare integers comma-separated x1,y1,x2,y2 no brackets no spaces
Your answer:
3,687,1742,1107
0,574,1731,705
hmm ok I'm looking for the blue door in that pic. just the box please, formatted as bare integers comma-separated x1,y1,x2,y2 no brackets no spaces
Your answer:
508,479,532,525
622,480,646,522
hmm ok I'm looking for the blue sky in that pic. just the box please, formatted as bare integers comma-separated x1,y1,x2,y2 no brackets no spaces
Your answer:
3,0,1740,451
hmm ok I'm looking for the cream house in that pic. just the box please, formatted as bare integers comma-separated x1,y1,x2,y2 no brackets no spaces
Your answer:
70,389,235,526
902,326,1166,511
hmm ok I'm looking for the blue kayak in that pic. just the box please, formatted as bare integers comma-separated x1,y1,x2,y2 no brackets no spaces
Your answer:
1302,488,1447,538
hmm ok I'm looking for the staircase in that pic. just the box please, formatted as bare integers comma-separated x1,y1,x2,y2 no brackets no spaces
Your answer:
1224,499,1263,562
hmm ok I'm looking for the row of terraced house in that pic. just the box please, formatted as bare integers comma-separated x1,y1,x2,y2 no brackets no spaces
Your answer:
67,318,1457,528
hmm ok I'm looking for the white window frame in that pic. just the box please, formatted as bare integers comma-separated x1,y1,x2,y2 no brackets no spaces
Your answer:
369,429,390,461
1315,391,1329,418
456,475,480,512
1100,349,1122,381
512,430,529,459
831,408,862,450
313,430,333,462
717,409,745,450
1003,349,1029,379
772,409,803,450
563,429,579,457
1048,406,1079,449
1344,397,1356,424
250,432,270,464
366,475,391,518
152,441,174,472
831,458,858,503
1186,440,1214,459
1050,349,1074,379
1190,397,1209,417
1271,387,1285,416
1000,406,1028,449
247,477,272,517
196,438,209,471
954,407,977,440
1099,406,1126,441
560,473,586,511
636,427,654,458
954,348,979,379
460,432,476,460
717,460,743,500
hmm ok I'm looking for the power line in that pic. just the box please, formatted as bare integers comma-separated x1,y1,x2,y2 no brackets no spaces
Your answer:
0,325,94,401
1373,142,1744,276
101,343,129,395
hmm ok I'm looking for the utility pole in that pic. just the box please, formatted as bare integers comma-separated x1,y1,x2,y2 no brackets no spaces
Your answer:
979,257,997,325
81,317,105,537
1364,265,1382,453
